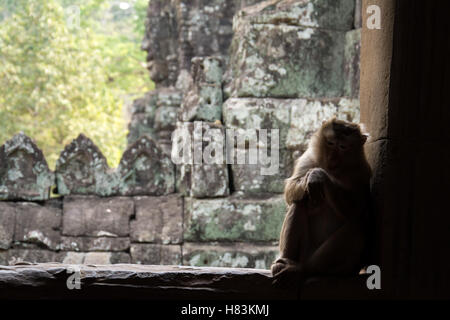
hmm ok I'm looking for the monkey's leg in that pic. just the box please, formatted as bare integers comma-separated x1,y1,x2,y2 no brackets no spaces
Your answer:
271,202,310,287
279,202,310,261
302,219,365,276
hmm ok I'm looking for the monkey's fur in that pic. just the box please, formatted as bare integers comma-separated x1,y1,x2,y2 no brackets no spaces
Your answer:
272,118,372,288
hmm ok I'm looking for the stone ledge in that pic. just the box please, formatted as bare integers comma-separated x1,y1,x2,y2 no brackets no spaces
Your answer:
0,263,381,300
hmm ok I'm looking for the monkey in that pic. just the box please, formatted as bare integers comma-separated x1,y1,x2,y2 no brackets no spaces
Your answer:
271,117,372,289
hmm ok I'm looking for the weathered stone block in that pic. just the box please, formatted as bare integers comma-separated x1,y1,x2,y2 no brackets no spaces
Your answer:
130,195,183,244
55,134,116,196
191,56,223,85
222,98,290,148
60,251,85,264
61,251,131,264
141,0,265,87
175,163,192,196
171,121,229,197
344,28,361,99
1,249,62,265
354,0,362,29
0,250,8,265
62,196,134,237
286,98,360,151
127,92,159,145
0,202,15,250
154,106,178,131
184,195,286,242
127,113,157,146
117,136,175,196
130,244,182,265
180,84,223,122
179,56,224,123
0,133,54,201
59,237,130,252
83,252,131,264
156,88,182,108
191,164,230,198
231,148,293,196
222,98,295,194
130,92,158,115
224,1,352,98
14,202,61,250
183,243,279,269
237,0,355,30
127,89,181,146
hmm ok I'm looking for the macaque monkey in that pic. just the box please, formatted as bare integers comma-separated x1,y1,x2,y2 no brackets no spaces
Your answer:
272,118,372,289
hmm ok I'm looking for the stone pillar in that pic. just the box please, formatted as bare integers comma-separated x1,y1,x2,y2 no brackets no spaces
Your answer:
361,0,450,298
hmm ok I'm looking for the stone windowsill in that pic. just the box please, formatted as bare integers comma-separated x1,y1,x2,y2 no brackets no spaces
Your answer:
0,263,381,300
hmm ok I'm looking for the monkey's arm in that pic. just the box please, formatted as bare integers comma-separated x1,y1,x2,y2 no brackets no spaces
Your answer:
305,168,368,220
284,152,316,205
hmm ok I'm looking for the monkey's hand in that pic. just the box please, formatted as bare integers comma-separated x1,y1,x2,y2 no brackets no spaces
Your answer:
284,177,308,205
305,168,329,204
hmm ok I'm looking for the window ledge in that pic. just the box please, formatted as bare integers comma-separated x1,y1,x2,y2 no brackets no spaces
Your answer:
0,263,380,300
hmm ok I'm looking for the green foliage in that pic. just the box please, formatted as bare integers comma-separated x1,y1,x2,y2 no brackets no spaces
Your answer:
0,0,153,169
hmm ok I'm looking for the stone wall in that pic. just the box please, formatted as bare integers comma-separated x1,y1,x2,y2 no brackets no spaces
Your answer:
0,133,283,268
0,0,362,269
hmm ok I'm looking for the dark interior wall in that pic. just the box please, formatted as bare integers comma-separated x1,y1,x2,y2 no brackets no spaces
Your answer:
361,0,450,298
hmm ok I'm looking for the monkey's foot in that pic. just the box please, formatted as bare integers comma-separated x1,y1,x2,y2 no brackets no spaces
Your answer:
271,264,305,291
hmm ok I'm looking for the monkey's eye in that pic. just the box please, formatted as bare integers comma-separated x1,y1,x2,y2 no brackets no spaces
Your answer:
339,144,347,150
327,141,334,146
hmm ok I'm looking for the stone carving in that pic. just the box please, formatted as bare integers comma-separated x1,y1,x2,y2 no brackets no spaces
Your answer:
117,135,175,196
141,0,264,87
55,134,115,196
180,56,223,122
127,88,182,156
0,133,54,201
127,93,158,145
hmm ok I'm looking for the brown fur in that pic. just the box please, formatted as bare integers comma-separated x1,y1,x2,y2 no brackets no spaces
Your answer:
272,118,372,289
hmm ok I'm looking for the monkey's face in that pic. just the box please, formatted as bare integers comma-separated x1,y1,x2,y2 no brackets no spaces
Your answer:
321,120,367,170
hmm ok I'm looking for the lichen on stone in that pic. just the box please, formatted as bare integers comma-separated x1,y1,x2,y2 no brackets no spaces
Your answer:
0,133,54,201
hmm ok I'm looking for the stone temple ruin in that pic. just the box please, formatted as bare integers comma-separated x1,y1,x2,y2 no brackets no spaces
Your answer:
0,0,361,269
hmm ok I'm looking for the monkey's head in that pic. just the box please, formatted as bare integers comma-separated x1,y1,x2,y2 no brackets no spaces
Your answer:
315,118,369,171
